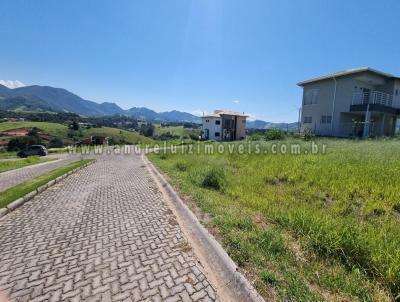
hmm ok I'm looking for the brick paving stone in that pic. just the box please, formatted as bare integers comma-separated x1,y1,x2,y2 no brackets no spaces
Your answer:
0,153,218,301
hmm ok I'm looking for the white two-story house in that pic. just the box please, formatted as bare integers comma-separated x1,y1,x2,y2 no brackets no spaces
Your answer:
298,67,400,137
201,110,247,141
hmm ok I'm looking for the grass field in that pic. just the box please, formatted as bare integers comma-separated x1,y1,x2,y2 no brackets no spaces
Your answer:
149,139,400,301
154,125,200,138
0,159,94,209
0,156,54,173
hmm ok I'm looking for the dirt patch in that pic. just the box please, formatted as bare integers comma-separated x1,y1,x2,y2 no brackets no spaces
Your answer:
185,275,195,285
1,127,33,136
308,282,351,302
168,216,179,226
175,241,192,253
252,213,272,229
323,193,334,206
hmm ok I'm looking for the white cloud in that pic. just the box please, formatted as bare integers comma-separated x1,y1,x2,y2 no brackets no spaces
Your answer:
0,80,26,89
191,109,204,117
247,113,257,121
233,100,240,104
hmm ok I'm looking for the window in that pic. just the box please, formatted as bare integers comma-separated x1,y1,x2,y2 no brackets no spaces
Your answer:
396,89,399,96
320,115,332,124
215,120,221,125
223,119,234,128
205,119,209,123
215,132,220,137
304,89,319,105
303,116,312,124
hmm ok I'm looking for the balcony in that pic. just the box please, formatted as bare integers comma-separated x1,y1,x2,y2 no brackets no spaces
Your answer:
352,90,393,107
350,91,399,115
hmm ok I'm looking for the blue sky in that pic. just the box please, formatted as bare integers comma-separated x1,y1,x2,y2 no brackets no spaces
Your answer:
1,0,399,122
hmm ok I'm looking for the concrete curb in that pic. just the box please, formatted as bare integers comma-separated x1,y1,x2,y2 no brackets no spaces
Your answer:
0,160,95,220
142,154,265,302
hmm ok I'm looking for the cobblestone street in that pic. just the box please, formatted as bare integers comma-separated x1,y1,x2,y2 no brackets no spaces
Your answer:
0,153,217,301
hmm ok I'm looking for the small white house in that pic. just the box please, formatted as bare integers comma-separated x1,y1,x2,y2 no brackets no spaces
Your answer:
201,110,247,141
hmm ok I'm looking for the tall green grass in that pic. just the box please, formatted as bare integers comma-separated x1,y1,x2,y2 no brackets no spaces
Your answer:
150,139,400,301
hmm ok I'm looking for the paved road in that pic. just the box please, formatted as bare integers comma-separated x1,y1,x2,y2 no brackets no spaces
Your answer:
0,153,217,301
0,154,80,192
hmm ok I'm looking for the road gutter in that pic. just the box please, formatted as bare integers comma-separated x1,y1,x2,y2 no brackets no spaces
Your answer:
142,153,265,302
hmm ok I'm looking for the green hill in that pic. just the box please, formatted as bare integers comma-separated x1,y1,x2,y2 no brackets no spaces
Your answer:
0,121,154,146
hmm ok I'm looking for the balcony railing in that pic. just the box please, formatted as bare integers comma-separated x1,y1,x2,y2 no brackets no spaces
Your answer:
352,91,393,107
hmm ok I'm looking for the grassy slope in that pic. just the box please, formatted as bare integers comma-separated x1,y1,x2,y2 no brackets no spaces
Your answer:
0,156,54,173
0,121,69,137
83,127,155,145
0,121,155,146
0,159,93,209
149,139,400,301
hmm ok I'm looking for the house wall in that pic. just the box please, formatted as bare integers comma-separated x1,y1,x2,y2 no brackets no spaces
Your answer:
236,116,247,139
301,78,337,136
202,117,222,140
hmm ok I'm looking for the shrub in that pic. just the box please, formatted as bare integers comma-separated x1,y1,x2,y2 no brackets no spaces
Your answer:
191,165,227,191
48,137,64,148
154,132,179,141
260,271,278,286
189,133,200,141
247,133,263,141
265,128,284,140
303,128,314,141
175,162,188,172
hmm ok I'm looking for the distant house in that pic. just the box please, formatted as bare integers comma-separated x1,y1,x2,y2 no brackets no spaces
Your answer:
298,67,400,137
77,136,108,146
201,110,247,141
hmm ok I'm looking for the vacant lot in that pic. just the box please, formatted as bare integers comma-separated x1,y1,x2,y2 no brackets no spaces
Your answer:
149,139,400,301
154,124,200,138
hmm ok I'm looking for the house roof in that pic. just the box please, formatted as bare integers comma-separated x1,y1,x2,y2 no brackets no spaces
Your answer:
297,67,399,86
202,110,248,118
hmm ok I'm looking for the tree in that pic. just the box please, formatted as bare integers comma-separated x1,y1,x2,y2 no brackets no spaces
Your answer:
48,137,64,148
139,123,155,137
27,127,40,137
69,121,80,131
7,136,41,151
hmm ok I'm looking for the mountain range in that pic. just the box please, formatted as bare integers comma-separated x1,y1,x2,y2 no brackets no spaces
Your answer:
0,83,295,129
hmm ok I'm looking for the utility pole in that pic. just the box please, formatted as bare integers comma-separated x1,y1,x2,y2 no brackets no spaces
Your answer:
363,104,371,138
298,107,302,134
